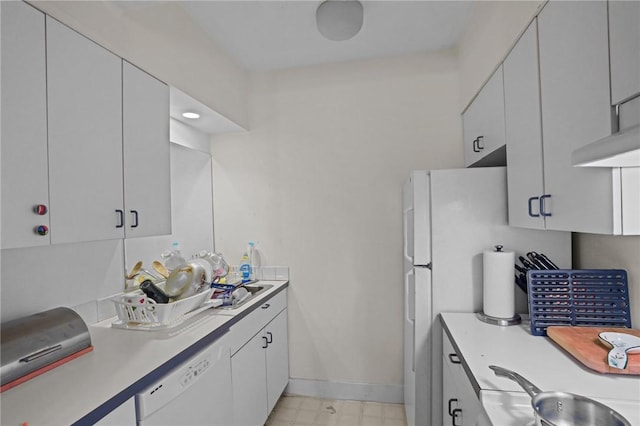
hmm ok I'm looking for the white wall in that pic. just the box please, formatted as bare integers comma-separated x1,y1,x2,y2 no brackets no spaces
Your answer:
212,51,462,395
456,0,640,326
28,1,249,128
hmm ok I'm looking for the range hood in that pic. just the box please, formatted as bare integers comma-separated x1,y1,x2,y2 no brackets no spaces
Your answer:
572,124,640,167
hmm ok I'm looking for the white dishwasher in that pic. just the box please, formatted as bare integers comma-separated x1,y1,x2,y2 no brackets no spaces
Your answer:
136,334,233,426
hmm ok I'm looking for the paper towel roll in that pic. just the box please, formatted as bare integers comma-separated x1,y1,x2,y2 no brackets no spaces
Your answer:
483,246,515,319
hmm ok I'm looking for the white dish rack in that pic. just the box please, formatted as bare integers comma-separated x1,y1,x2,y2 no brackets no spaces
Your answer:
111,287,218,331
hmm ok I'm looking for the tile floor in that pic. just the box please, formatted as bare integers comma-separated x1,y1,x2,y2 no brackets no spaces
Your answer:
265,395,407,426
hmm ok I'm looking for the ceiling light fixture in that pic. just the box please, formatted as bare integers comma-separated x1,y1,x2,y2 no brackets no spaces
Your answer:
182,112,200,119
316,0,364,41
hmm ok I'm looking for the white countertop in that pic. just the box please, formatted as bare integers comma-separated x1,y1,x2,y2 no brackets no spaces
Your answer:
441,313,640,426
0,280,288,426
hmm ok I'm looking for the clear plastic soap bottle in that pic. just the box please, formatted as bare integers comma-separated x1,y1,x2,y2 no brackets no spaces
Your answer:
162,242,186,271
239,242,254,283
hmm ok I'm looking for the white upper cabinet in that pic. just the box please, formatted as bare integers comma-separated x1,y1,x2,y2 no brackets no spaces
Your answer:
122,61,171,238
2,11,171,249
463,66,506,168
537,0,620,234
46,16,125,244
504,20,546,230
609,0,640,105
1,2,50,249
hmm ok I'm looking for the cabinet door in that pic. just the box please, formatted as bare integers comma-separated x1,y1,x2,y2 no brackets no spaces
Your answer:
1,2,50,249
504,20,546,230
46,17,124,244
232,331,269,426
265,309,289,414
609,0,640,105
538,1,617,233
442,355,461,426
122,61,171,238
463,66,506,167
442,333,482,426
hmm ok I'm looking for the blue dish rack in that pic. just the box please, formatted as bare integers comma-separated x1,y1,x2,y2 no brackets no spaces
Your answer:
527,269,631,336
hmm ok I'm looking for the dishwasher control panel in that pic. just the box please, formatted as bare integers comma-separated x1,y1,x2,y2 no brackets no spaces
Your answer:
180,357,210,388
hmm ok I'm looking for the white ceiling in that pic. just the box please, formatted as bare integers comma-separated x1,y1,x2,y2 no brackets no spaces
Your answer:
178,0,474,71
119,1,475,133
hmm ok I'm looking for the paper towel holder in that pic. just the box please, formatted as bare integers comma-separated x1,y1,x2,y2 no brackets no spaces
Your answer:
478,244,521,326
477,311,521,326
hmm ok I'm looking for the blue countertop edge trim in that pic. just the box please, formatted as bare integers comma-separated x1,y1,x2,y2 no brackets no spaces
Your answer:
72,282,289,426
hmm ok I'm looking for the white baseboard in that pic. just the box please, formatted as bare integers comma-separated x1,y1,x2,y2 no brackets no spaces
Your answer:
285,378,403,404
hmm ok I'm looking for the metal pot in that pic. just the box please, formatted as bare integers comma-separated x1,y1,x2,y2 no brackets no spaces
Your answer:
489,365,631,426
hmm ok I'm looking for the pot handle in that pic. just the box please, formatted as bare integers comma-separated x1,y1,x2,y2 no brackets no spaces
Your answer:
489,365,542,398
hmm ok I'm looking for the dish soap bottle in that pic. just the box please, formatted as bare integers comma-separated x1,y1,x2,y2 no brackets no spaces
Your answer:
239,243,253,283
162,242,186,271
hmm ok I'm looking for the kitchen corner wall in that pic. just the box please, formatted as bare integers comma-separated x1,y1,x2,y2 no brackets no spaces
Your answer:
457,0,640,327
574,234,640,327
211,52,462,397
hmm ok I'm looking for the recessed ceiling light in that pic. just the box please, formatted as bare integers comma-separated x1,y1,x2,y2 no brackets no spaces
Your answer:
182,112,200,119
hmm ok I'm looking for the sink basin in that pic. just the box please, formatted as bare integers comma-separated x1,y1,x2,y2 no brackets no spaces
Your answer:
218,284,273,310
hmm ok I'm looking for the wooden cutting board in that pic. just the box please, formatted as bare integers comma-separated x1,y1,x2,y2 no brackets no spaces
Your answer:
547,326,640,375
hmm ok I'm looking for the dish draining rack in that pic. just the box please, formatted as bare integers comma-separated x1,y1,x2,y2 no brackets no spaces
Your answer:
111,287,216,331
527,269,631,336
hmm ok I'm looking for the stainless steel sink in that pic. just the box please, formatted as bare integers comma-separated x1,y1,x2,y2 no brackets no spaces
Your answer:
218,283,273,310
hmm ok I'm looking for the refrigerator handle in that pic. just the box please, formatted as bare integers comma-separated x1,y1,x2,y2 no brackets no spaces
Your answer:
405,269,416,372
403,207,413,263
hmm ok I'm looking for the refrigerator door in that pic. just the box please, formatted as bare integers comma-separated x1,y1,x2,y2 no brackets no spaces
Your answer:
403,171,431,267
404,266,432,426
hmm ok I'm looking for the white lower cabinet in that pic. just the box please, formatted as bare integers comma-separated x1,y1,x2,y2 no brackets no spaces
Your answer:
230,290,289,426
265,309,290,413
442,332,482,426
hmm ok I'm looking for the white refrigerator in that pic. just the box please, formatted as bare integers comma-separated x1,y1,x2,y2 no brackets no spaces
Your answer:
402,167,571,426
